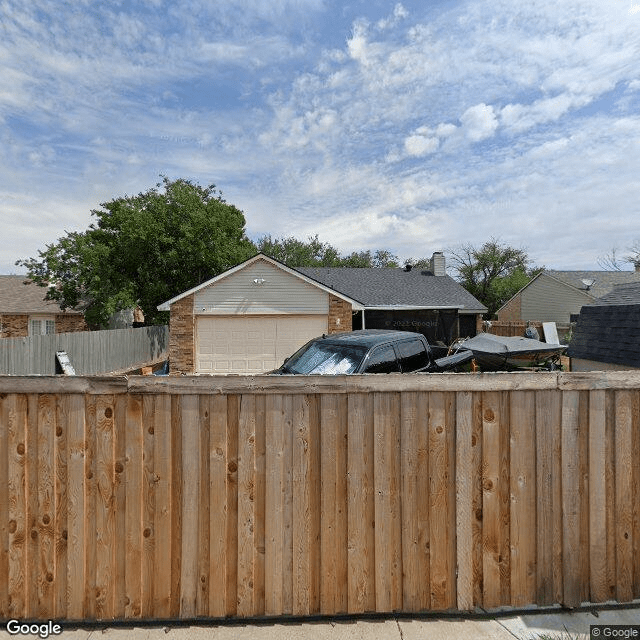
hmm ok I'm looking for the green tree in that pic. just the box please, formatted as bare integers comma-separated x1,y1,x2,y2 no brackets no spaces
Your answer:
256,235,400,268
17,177,255,326
448,238,541,318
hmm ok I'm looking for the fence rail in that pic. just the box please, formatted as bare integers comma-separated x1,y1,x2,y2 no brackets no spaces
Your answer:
0,371,638,622
0,325,168,375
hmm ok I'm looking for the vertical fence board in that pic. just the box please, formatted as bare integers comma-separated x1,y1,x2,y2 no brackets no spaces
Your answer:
510,391,536,606
197,396,211,617
561,391,581,607
320,394,338,614
53,395,69,619
633,391,640,599
26,395,39,619
588,390,608,602
170,396,183,617
456,391,473,611
373,392,402,612
225,395,239,617
281,395,294,615
471,393,483,608
615,390,634,602
535,390,560,604
578,392,591,604
347,393,375,613
429,392,456,610
95,395,115,619
8,394,27,619
83,396,97,619
179,395,200,618
401,391,430,611
124,394,143,618
113,394,127,618
141,396,156,617
153,395,172,618
265,394,284,615
292,394,320,615
254,394,266,616
0,394,9,618
237,394,256,617
481,391,510,608
209,394,229,617
66,394,85,620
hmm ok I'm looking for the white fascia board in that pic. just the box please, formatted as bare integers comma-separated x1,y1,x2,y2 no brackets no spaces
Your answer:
364,305,460,310
157,253,361,311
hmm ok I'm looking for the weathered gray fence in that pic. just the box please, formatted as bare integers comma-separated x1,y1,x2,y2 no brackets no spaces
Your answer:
0,326,168,375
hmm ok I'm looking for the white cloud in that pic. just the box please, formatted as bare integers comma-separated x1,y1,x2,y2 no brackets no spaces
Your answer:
404,134,439,157
460,103,498,142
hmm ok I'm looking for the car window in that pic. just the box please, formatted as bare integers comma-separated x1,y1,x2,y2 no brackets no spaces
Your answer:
362,345,400,373
284,341,367,374
396,339,430,372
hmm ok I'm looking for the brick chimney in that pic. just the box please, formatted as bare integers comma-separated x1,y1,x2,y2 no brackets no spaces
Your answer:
430,251,446,276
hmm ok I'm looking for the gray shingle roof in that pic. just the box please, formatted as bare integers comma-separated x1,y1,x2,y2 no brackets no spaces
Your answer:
296,267,487,312
0,275,77,314
568,301,640,367
593,281,640,306
546,269,640,300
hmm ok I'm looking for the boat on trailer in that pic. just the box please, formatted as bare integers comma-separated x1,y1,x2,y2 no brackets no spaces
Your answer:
453,333,567,371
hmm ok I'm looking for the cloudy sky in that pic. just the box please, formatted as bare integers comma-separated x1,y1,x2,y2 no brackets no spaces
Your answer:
1,0,639,274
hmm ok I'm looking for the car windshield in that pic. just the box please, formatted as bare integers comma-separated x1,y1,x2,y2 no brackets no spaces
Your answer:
284,341,367,374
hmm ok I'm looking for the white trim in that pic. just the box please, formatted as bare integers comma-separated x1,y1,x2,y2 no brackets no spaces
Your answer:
157,254,362,311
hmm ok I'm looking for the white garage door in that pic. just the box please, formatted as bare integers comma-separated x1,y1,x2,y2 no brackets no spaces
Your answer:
196,315,328,374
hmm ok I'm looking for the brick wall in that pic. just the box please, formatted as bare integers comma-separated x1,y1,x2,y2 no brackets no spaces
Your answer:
55,314,88,333
169,294,195,374
0,314,29,338
497,294,522,322
1,314,88,338
328,294,352,334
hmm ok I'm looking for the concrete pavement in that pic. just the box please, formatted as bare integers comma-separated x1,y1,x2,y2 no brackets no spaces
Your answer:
2,603,639,640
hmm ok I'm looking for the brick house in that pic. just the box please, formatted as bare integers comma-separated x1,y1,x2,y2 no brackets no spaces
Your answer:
0,275,88,338
158,253,486,374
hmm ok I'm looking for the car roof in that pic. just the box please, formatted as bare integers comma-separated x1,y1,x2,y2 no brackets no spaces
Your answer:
315,329,425,347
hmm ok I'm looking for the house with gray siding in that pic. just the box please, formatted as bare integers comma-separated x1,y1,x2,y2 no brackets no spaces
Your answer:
497,268,640,325
158,252,486,374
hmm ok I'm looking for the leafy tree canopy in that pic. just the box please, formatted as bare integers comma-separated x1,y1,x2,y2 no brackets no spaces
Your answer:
448,238,542,318
17,177,255,326
256,234,402,268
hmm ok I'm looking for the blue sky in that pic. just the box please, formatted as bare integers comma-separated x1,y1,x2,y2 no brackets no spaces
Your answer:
1,0,639,274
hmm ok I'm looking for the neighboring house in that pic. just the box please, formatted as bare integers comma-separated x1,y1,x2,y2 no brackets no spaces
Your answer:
0,275,88,338
568,282,640,371
497,268,640,325
157,252,486,375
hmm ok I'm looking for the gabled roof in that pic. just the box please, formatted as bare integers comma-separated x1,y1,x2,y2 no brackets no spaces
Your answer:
157,254,487,313
544,269,640,299
294,266,487,312
0,275,80,314
497,269,640,313
157,254,361,311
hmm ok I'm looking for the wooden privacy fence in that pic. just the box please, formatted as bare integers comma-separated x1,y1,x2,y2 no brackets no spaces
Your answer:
0,325,168,375
0,371,639,622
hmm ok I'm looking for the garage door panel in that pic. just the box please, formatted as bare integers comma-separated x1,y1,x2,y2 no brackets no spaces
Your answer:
196,315,327,374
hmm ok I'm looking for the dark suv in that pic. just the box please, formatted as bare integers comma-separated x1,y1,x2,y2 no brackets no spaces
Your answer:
270,330,471,375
